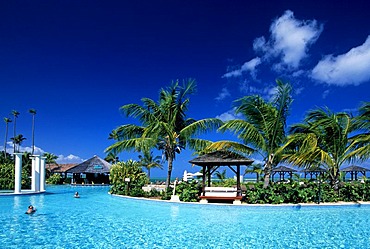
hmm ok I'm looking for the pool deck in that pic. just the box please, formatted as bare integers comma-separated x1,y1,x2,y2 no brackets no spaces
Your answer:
0,190,46,196
111,193,370,207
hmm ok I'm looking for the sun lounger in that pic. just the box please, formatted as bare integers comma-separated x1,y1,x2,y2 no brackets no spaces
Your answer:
199,187,242,204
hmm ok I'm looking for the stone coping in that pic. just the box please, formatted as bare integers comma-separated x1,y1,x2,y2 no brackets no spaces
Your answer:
110,193,370,207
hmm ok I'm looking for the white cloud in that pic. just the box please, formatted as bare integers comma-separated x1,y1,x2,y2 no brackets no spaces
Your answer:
0,143,45,155
311,35,370,86
215,87,231,101
215,109,242,122
322,89,330,99
223,57,261,79
56,154,84,164
254,10,323,71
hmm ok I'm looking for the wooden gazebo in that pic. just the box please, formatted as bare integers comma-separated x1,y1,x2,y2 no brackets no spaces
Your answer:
302,167,326,179
341,165,370,181
271,166,297,182
189,151,254,201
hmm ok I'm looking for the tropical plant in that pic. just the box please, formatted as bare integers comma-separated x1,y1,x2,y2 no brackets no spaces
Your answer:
215,169,227,183
109,159,147,196
46,173,62,184
29,109,37,155
43,152,58,165
104,152,119,164
11,110,20,153
244,163,264,182
138,149,162,180
10,134,26,153
105,79,223,188
280,108,357,188
3,117,12,159
349,102,370,161
206,80,293,187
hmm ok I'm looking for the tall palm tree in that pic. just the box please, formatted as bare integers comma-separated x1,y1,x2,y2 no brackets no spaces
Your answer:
10,134,26,153
138,149,163,180
29,109,37,154
105,79,223,188
206,80,293,187
11,110,20,153
280,108,357,187
3,118,12,159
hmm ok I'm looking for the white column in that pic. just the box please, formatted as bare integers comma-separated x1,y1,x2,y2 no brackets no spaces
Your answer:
40,156,46,192
14,153,23,194
35,155,41,192
31,156,36,191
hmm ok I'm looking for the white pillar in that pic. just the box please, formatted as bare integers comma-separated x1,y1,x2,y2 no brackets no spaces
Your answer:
30,155,41,192
35,155,41,192
14,153,23,194
40,156,46,192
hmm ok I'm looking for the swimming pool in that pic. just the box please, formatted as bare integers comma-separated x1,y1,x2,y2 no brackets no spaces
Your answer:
1,185,370,248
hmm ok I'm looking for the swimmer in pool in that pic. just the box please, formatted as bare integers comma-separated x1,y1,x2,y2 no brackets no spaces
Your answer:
25,205,36,214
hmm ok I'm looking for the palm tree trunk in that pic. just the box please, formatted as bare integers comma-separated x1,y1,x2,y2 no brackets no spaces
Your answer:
166,156,173,189
4,123,8,158
13,118,17,154
31,115,35,154
263,153,274,188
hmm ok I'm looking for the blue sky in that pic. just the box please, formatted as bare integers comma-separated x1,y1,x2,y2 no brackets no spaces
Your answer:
1,1,369,177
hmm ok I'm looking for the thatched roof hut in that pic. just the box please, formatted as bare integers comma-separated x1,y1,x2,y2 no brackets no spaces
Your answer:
46,163,77,174
66,156,112,184
67,155,112,174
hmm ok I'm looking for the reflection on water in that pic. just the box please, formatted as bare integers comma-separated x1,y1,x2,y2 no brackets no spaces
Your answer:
170,204,179,221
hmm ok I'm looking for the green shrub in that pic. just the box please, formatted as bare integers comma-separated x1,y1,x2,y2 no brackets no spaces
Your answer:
46,174,62,184
175,181,201,202
109,160,148,196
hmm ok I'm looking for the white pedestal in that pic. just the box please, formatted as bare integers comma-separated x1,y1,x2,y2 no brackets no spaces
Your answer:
170,195,180,202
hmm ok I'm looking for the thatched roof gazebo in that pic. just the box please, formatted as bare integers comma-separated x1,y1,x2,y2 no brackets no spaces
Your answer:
271,166,297,182
301,167,326,179
341,165,370,181
66,155,112,184
189,151,254,201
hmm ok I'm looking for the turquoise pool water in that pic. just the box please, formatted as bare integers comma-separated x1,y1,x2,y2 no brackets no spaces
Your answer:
1,185,370,248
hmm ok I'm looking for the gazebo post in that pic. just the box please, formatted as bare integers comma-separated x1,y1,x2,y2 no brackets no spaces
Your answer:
207,165,211,187
236,165,241,196
202,166,206,195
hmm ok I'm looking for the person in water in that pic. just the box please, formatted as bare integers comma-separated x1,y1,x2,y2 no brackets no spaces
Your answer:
74,192,80,198
25,205,36,214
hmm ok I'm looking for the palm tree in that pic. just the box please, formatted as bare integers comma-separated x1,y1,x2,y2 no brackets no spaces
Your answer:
3,118,12,159
349,102,370,160
138,149,163,180
29,109,37,155
43,152,58,165
206,80,293,187
280,108,357,187
10,134,26,153
11,110,20,153
104,152,119,164
244,163,264,182
105,79,223,188
215,169,227,183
